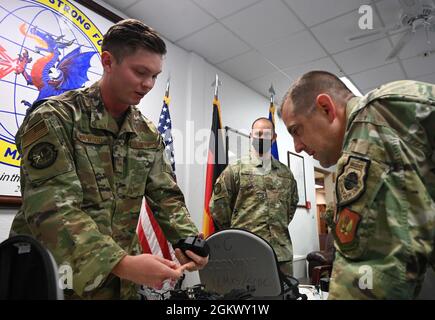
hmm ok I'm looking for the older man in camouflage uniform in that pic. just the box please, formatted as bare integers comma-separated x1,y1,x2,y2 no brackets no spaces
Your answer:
279,70,435,299
10,19,207,299
209,118,299,276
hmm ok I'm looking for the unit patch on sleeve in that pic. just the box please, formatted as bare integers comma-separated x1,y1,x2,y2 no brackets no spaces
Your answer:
336,156,370,206
335,208,361,245
28,142,58,169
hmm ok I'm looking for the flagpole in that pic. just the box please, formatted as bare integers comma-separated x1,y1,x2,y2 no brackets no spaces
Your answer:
212,74,221,100
268,84,276,124
269,84,275,105
203,74,225,238
165,75,170,98
268,84,279,160
211,73,223,138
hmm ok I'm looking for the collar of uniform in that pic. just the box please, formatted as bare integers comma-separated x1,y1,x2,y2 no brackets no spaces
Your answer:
88,82,130,135
345,96,362,131
118,108,140,137
248,152,278,169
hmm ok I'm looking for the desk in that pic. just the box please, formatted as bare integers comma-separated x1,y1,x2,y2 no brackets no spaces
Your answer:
298,285,323,300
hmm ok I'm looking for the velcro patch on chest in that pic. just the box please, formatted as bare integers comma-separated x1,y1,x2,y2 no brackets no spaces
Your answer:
336,156,370,206
129,140,158,149
76,132,109,145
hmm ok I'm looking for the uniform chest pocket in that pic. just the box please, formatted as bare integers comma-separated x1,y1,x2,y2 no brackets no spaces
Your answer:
75,133,114,203
121,147,155,198
276,174,292,198
239,172,266,201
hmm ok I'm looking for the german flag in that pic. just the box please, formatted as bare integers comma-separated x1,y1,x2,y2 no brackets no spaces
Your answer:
202,95,227,238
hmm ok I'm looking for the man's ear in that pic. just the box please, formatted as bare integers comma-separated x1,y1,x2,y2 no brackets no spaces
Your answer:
315,93,337,123
101,51,114,73
272,132,277,142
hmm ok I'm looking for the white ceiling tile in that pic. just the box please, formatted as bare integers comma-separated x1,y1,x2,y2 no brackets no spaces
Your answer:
389,29,435,60
100,0,139,10
362,86,378,94
192,0,261,19
311,9,384,54
416,72,435,83
258,30,327,69
247,71,292,99
177,23,250,64
221,0,305,49
124,0,214,42
333,38,393,74
283,57,341,79
375,0,404,30
349,62,405,91
216,51,276,82
402,54,435,78
285,0,366,27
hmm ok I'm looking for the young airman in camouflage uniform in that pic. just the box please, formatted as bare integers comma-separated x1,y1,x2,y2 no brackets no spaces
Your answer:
279,70,434,299
10,19,208,299
209,118,299,276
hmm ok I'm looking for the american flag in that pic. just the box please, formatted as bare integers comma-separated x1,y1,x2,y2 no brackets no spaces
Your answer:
137,81,178,299
158,96,175,172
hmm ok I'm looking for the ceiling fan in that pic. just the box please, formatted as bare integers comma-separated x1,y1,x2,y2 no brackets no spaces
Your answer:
347,0,435,60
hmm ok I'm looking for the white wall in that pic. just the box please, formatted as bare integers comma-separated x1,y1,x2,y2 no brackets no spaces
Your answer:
275,120,320,255
0,208,15,243
0,1,320,261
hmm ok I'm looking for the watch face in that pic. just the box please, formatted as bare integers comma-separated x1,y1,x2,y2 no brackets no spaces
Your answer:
28,142,58,169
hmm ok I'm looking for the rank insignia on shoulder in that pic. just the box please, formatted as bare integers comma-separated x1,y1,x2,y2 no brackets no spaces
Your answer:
335,208,361,245
28,142,58,169
336,156,370,206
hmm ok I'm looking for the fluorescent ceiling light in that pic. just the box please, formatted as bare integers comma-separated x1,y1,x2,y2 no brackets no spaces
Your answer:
340,76,363,96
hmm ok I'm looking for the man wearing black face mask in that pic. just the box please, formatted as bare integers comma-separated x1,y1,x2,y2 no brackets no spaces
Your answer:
209,118,299,276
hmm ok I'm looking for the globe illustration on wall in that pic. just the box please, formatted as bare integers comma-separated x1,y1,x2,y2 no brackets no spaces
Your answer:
0,0,102,169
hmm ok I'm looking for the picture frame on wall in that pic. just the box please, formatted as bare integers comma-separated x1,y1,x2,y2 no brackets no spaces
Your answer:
0,0,120,206
287,151,307,207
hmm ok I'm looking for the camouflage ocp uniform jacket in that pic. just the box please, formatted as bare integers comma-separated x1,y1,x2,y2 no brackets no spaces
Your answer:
10,81,198,299
329,80,435,299
209,154,298,264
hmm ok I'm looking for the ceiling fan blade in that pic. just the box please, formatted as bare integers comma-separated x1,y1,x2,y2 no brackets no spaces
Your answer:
398,0,422,16
386,29,415,60
347,29,383,41
347,23,406,42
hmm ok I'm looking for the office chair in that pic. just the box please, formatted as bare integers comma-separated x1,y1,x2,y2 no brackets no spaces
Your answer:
0,234,63,300
199,229,306,300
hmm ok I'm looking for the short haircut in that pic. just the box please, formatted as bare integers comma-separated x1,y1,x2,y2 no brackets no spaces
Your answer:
102,19,166,62
278,70,352,118
251,117,275,134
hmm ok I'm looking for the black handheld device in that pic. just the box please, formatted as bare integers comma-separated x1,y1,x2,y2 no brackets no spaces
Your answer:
174,236,210,257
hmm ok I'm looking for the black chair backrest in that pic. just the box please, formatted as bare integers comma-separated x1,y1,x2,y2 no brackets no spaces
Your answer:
199,229,305,299
0,235,63,300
